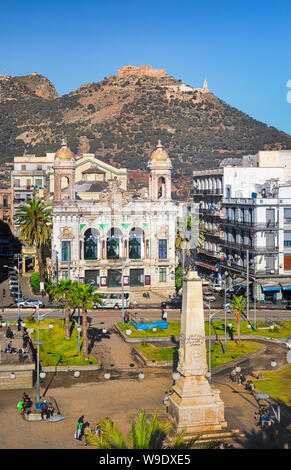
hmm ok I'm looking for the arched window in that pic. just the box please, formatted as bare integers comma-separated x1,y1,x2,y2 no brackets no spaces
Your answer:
84,228,99,260
129,227,144,259
107,227,123,259
157,177,166,199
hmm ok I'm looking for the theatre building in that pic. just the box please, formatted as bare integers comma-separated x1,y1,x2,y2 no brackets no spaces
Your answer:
51,140,187,295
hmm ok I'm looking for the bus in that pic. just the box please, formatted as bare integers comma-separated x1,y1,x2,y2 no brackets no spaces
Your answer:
93,292,130,309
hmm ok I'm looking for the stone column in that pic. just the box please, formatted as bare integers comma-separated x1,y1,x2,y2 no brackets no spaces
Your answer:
169,270,227,435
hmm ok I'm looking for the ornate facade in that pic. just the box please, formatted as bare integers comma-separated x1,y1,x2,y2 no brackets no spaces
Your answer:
52,140,188,294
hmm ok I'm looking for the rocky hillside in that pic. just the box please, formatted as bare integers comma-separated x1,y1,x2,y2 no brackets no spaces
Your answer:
1,67,291,191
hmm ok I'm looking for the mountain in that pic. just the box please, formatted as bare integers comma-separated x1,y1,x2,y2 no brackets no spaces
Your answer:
1,66,291,193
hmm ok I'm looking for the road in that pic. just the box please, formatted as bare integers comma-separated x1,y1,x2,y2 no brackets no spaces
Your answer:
1,306,291,329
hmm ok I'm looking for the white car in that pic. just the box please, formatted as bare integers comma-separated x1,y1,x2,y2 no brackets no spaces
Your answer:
209,284,222,292
18,298,45,308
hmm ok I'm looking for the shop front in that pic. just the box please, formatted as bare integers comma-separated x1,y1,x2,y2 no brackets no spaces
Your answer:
261,282,281,304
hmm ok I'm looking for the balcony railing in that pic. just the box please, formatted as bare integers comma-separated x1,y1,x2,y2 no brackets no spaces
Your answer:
220,239,278,252
193,189,223,196
220,218,278,230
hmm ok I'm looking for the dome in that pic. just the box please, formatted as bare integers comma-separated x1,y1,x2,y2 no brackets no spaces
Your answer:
55,138,74,161
150,140,170,162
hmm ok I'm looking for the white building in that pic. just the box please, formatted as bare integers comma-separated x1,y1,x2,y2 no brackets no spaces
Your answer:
51,140,188,295
193,151,291,303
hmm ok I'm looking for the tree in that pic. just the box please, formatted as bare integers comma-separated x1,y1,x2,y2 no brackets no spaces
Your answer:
229,295,246,343
72,283,103,360
84,409,200,449
14,198,52,291
49,279,77,340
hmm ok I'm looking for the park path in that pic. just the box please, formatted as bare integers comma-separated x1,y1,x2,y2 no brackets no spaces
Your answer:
90,327,137,370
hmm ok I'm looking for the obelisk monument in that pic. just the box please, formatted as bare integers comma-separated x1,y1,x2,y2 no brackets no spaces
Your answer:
169,269,227,433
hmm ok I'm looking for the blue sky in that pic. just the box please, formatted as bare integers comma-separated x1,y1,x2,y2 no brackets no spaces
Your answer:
1,0,291,134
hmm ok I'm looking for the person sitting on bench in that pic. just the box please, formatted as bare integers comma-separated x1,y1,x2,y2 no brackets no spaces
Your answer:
5,341,16,354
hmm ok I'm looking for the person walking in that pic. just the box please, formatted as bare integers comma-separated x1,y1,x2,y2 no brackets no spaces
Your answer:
75,415,84,440
40,402,49,420
47,402,54,417
230,369,237,383
162,309,168,322
17,319,22,332
18,347,24,363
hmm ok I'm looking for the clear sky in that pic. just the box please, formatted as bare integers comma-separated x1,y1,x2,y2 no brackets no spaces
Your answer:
1,0,291,134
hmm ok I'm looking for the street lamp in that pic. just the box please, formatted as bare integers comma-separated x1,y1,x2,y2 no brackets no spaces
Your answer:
110,258,129,325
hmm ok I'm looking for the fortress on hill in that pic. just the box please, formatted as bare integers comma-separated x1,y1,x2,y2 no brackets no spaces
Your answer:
118,65,167,78
118,65,209,93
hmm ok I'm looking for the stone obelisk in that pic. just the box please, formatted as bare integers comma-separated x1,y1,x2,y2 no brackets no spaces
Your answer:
169,269,227,434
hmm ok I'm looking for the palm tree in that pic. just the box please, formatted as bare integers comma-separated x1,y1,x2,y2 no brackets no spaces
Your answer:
84,409,200,449
14,198,52,291
230,295,246,343
72,283,103,360
49,279,77,339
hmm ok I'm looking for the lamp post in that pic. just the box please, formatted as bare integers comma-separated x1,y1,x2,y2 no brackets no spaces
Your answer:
203,299,219,383
14,254,22,322
35,305,46,404
203,301,227,382
110,258,129,326
34,308,59,404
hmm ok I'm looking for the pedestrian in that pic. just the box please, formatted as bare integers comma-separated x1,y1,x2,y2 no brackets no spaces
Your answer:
95,424,103,438
41,289,45,298
23,395,33,413
17,400,24,414
23,332,29,350
79,421,90,440
125,312,130,323
40,401,49,420
18,347,24,363
230,369,237,383
47,402,54,417
17,319,22,332
162,309,168,322
74,415,84,440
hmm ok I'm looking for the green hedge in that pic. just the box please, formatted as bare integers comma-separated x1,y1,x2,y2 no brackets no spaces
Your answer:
30,272,40,292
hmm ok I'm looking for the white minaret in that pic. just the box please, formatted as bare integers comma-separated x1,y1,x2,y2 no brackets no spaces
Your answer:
147,141,172,201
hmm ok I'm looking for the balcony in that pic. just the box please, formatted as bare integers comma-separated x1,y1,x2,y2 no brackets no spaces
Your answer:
193,189,223,196
220,239,278,253
220,218,278,231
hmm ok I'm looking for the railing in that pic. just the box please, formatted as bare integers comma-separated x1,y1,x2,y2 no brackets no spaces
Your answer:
193,189,223,195
220,219,279,230
220,239,278,252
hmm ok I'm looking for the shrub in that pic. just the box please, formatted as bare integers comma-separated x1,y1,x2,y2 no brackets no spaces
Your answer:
30,272,40,292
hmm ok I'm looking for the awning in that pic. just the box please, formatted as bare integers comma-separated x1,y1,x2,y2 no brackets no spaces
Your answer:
280,282,291,291
261,282,281,292
196,261,218,272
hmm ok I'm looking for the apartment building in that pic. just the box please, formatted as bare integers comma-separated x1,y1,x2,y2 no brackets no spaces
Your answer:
193,151,291,303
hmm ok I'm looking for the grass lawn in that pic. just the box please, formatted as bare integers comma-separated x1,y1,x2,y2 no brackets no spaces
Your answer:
208,321,291,339
119,320,291,340
118,321,181,338
253,365,291,408
136,341,263,367
24,318,97,366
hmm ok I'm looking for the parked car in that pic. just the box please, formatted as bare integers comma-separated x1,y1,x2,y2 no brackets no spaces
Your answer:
17,298,45,308
161,297,182,309
209,284,223,292
11,291,22,299
219,287,234,298
9,280,19,287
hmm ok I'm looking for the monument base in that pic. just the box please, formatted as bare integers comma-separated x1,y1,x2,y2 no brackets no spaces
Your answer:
169,375,227,434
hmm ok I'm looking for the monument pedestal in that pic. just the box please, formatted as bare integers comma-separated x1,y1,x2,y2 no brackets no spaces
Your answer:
169,375,227,434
